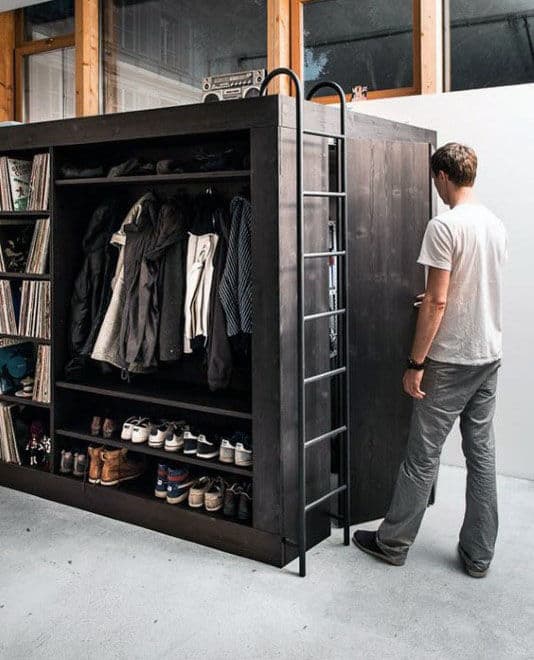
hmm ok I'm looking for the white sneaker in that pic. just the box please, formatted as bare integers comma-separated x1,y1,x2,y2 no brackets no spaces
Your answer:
121,416,139,440
148,421,170,448
164,423,188,452
219,437,236,464
131,418,151,444
183,430,199,455
235,442,253,467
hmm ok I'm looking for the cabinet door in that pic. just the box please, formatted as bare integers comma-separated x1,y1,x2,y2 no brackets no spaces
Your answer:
347,138,433,523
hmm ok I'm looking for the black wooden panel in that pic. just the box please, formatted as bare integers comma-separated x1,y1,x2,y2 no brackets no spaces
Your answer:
347,138,432,524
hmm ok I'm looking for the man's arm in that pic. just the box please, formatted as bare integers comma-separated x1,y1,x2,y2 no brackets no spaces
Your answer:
403,267,450,399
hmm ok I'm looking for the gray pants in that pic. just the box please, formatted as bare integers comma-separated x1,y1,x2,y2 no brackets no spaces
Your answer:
377,359,501,571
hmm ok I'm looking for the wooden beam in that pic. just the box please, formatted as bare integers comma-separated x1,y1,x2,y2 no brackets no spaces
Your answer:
0,12,15,122
267,0,291,95
419,0,437,94
75,0,99,116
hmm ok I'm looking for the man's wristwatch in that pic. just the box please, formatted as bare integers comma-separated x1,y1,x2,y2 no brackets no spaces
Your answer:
407,356,426,371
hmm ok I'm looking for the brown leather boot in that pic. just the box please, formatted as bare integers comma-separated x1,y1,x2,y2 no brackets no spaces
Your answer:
88,446,104,484
100,448,144,486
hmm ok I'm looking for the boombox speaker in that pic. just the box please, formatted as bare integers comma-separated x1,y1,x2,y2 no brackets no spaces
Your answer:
202,70,266,103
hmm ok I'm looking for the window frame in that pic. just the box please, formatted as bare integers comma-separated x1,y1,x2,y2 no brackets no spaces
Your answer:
290,0,424,103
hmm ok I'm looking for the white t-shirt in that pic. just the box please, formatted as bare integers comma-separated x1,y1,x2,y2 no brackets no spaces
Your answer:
418,203,507,365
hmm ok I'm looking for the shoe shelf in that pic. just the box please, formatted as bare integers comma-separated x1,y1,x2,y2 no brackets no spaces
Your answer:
55,427,253,478
55,170,251,187
0,333,51,344
55,380,252,420
0,272,50,280
0,393,50,408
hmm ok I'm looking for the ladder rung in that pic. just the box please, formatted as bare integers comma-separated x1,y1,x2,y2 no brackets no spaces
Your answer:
304,308,345,322
304,366,346,385
303,129,345,140
304,250,345,259
305,425,347,449
303,191,346,198
305,485,347,512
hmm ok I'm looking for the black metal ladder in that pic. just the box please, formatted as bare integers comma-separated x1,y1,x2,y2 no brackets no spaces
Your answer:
260,69,351,577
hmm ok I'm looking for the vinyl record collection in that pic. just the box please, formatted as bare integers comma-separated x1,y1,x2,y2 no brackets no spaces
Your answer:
0,153,50,211
33,345,51,403
18,281,51,339
0,404,20,464
0,217,50,273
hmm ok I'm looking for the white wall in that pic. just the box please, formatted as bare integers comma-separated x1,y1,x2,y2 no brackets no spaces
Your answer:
349,83,534,480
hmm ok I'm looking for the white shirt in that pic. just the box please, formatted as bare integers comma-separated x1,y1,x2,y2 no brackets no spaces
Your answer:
418,203,507,365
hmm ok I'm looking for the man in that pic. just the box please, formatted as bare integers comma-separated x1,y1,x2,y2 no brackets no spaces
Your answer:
353,143,507,578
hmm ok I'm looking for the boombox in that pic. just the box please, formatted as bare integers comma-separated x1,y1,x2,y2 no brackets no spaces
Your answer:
202,70,266,103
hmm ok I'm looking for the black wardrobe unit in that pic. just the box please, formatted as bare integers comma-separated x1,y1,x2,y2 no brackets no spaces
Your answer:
0,96,435,567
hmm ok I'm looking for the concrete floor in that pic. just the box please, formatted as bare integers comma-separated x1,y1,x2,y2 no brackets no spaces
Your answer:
1,464,533,660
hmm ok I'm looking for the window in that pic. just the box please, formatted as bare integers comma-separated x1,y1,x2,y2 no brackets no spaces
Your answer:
446,0,534,91
102,0,268,113
15,0,75,122
293,0,418,99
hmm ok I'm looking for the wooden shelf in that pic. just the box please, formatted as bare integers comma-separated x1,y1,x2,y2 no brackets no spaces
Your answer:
0,393,50,408
55,428,253,478
0,272,50,280
0,333,51,344
0,211,49,218
55,170,251,186
55,380,252,420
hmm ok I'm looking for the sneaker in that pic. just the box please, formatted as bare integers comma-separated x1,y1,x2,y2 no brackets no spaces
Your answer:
458,544,489,578
102,418,116,439
183,430,199,455
131,418,151,444
100,448,145,486
196,434,220,460
352,530,405,567
121,416,139,440
148,421,170,448
205,477,226,512
188,476,212,508
60,450,74,474
234,433,252,467
164,422,188,452
166,466,194,504
223,483,241,517
154,463,168,498
237,484,252,522
72,452,87,477
219,437,235,464
88,446,104,484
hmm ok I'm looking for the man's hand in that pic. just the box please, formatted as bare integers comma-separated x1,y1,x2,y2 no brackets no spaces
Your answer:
403,369,426,399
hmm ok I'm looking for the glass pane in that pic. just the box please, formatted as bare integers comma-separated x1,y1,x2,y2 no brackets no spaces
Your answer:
303,0,413,97
24,0,74,40
24,48,75,123
103,0,267,113
450,1,534,91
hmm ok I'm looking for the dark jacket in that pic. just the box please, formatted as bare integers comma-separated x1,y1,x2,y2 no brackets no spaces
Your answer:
65,201,122,379
207,209,233,391
119,192,160,371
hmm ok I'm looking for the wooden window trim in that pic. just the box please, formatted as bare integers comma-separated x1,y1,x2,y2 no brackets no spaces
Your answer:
289,0,435,103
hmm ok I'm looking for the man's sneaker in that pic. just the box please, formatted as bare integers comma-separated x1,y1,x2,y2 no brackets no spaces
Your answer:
234,433,253,467
88,446,104,484
238,484,252,522
60,450,74,474
72,452,87,477
205,477,226,512
183,431,199,455
223,483,241,517
352,530,406,566
166,467,194,504
197,434,220,460
188,476,212,508
154,463,168,498
148,421,170,448
458,544,489,578
131,418,151,444
219,437,235,464
164,422,188,452
100,448,145,486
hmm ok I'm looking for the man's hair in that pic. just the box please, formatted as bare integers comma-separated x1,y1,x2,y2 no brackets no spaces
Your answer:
430,142,477,187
